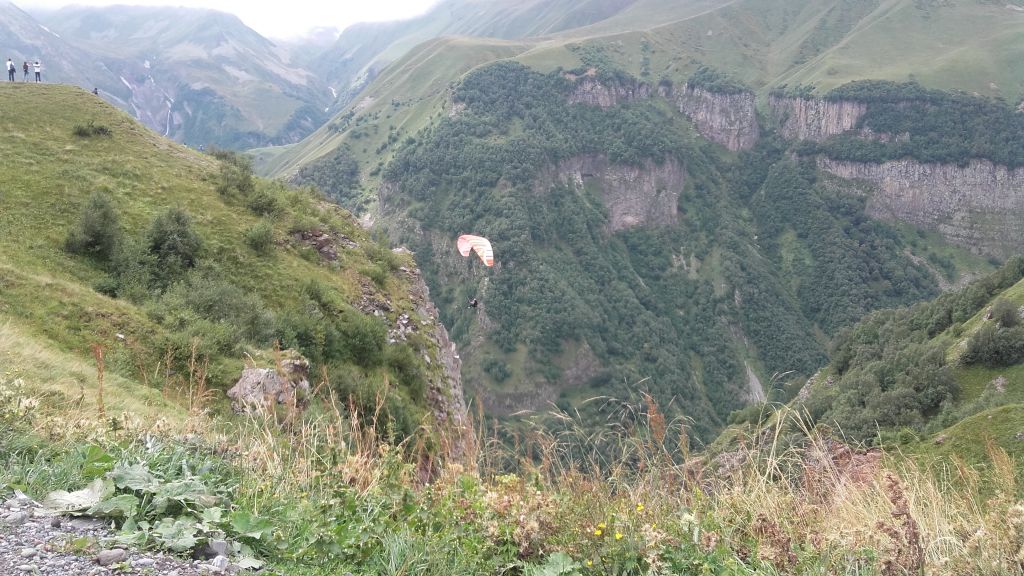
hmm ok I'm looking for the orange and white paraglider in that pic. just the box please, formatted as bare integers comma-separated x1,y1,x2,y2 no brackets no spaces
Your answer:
457,234,494,267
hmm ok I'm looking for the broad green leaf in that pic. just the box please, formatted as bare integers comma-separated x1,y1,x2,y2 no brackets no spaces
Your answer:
110,463,159,492
43,478,114,513
201,506,225,525
87,494,141,518
153,517,199,552
152,478,219,514
79,444,115,480
525,552,580,576
229,510,274,541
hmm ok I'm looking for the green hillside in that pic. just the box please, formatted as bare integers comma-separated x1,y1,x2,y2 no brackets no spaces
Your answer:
374,63,996,441
0,83,446,435
795,259,1024,456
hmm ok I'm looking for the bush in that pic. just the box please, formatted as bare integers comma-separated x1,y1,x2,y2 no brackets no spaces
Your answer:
148,208,202,270
211,149,255,198
64,191,121,262
962,323,1024,367
990,298,1020,328
245,221,275,255
72,121,112,137
246,189,279,216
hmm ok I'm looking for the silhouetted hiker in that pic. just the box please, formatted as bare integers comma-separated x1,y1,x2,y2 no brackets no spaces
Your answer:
92,87,99,95
33,61,40,82
468,298,479,309
22,61,28,81
6,59,14,82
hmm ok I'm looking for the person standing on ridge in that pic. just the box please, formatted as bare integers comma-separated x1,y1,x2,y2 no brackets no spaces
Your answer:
6,59,15,82
33,61,41,83
21,61,28,81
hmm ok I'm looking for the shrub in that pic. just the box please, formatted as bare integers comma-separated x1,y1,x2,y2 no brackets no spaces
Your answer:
246,189,279,216
990,298,1020,328
64,191,121,262
72,121,112,137
148,208,202,270
245,221,275,255
962,323,1024,367
212,149,255,198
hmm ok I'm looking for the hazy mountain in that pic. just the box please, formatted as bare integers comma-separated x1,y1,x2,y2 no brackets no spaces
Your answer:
310,0,642,110
0,3,121,88
23,4,332,148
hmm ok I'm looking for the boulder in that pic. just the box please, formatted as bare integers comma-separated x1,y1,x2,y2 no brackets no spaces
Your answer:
226,351,311,412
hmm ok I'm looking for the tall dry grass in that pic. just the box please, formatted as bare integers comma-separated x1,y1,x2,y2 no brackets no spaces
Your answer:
9,334,1024,574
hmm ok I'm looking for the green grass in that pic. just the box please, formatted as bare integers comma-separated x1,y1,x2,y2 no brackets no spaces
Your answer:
0,83,436,404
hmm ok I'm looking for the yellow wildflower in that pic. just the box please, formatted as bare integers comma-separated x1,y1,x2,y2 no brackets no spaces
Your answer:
586,560,593,567
594,529,603,536
615,532,623,540
636,503,645,512
598,522,606,529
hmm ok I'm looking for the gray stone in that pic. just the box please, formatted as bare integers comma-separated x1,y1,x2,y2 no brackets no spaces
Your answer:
210,555,230,571
19,548,37,558
70,518,107,530
133,558,156,567
96,548,128,566
4,511,29,526
50,517,61,528
16,564,35,573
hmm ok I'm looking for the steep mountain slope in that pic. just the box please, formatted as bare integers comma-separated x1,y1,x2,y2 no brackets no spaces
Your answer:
26,5,330,149
260,0,1023,440
0,82,464,435
780,259,1024,470
310,0,643,109
373,64,999,440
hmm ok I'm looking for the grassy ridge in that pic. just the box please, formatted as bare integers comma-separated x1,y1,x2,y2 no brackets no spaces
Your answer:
0,83,442,431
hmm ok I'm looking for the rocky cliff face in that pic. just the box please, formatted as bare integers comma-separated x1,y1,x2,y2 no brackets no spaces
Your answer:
402,265,468,432
567,77,761,151
769,96,866,141
537,155,684,232
567,77,652,107
820,158,1024,257
669,86,759,151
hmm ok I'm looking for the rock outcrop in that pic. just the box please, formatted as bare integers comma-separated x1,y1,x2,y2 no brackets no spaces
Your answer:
566,76,761,151
537,155,684,232
567,77,652,108
769,95,866,141
819,158,1024,258
402,265,467,432
227,351,311,412
670,86,759,151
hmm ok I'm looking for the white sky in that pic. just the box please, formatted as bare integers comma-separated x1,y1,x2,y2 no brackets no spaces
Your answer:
23,0,441,39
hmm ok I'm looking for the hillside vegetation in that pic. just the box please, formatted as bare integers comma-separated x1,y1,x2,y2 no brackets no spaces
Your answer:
373,62,989,441
0,83,445,434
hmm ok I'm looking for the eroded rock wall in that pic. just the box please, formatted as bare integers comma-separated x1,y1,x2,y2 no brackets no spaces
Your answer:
820,157,1024,257
671,86,759,151
537,155,684,232
567,77,652,107
769,95,866,141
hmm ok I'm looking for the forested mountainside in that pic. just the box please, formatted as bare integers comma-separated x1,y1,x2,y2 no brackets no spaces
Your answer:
372,63,998,441
244,0,1023,442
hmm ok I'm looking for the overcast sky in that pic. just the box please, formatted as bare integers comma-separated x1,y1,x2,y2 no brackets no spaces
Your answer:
24,0,441,39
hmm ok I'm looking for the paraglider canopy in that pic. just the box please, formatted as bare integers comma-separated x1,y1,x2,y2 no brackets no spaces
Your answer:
457,234,494,267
